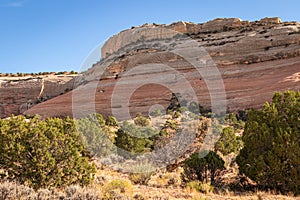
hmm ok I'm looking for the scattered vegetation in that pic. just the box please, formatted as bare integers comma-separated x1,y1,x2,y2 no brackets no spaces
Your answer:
0,181,101,200
0,90,299,198
0,71,78,77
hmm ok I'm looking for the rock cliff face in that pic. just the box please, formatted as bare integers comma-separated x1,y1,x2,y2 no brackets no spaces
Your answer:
0,76,76,118
102,17,300,65
18,17,300,119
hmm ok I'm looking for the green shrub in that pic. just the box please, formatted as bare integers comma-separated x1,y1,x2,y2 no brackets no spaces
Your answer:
188,101,200,114
149,109,162,117
182,151,225,185
215,127,243,155
69,70,78,74
88,113,106,127
150,169,182,188
225,113,245,130
167,93,181,112
152,129,170,150
129,173,151,186
236,91,300,195
178,106,188,113
134,114,150,127
172,111,181,119
237,110,248,121
105,116,118,126
0,116,96,190
152,118,181,150
164,119,178,130
77,114,116,157
197,118,210,135
102,179,133,200
115,121,155,156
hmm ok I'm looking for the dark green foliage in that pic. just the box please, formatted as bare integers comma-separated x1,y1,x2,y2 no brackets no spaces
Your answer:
152,128,172,150
177,106,188,113
164,119,179,130
197,118,210,135
215,127,243,155
76,113,116,157
182,151,225,184
188,101,205,115
226,113,238,123
237,110,248,121
172,111,181,119
167,93,181,112
105,116,118,126
69,70,78,74
179,99,188,107
115,121,155,156
188,101,200,114
91,113,106,127
236,91,300,195
134,114,150,127
225,113,245,130
0,116,96,190
152,118,179,150
149,109,162,117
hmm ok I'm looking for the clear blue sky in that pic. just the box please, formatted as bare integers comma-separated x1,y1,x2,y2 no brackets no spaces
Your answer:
0,0,299,73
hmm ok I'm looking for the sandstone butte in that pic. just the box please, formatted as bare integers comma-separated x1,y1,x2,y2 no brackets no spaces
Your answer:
1,17,300,119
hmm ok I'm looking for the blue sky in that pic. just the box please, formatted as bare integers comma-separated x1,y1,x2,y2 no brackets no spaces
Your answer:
0,0,299,73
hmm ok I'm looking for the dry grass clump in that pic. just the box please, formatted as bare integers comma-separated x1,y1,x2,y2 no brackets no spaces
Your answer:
0,181,35,200
0,176,298,200
148,168,183,188
128,161,155,185
102,179,133,200
186,181,214,194
0,181,101,200
65,185,101,199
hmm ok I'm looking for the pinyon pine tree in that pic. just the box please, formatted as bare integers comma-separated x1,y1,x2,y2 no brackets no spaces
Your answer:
0,116,96,189
236,91,300,195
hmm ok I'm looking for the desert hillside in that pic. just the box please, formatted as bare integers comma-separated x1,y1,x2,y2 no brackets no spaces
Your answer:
24,17,300,119
0,74,78,118
0,17,299,200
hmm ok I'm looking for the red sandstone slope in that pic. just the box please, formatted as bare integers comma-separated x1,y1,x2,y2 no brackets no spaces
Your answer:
0,75,76,118
23,17,300,119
